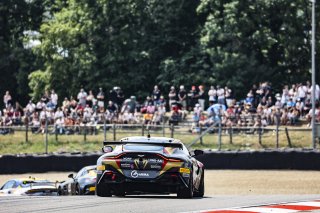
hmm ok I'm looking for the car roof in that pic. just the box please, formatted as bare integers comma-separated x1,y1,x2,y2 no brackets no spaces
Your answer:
120,136,182,144
9,178,49,183
83,165,96,170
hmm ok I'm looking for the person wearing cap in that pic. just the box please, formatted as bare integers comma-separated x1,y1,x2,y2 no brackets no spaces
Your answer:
168,86,177,109
198,85,206,111
217,85,225,105
208,86,217,103
151,85,161,106
188,85,198,111
77,88,87,107
178,85,187,110
97,87,105,109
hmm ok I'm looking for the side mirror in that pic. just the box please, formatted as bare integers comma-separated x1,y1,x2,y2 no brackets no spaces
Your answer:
102,145,113,153
68,174,74,179
193,149,204,156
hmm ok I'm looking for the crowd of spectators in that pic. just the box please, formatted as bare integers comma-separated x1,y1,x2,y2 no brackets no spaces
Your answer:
1,81,319,135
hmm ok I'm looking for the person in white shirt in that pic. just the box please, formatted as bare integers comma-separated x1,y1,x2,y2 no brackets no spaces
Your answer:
217,85,225,105
208,86,217,102
25,100,35,113
50,90,58,108
55,116,65,134
77,88,87,107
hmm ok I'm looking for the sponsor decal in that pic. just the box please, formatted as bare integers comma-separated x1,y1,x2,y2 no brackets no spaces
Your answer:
182,173,190,178
179,168,190,174
89,187,96,192
130,170,150,178
122,157,132,161
149,159,163,163
97,165,105,171
150,165,162,169
120,163,132,168
134,159,148,169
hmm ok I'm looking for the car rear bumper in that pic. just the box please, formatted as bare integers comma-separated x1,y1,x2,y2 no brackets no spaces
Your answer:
97,171,189,194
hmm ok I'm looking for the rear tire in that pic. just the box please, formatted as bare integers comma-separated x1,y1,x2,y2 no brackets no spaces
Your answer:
177,173,193,198
96,182,112,197
75,184,82,195
193,170,204,197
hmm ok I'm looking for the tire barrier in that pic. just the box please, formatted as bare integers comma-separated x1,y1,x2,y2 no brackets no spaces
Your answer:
0,150,320,174
196,150,320,170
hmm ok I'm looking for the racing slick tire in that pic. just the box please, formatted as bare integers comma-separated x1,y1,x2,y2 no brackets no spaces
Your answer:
193,170,204,197
96,182,112,197
177,173,193,198
75,184,82,195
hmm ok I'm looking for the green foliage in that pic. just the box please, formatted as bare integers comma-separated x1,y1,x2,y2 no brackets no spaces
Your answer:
2,0,320,102
28,70,50,101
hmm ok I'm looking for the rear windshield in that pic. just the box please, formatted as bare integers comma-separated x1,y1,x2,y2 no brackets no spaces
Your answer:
123,144,163,152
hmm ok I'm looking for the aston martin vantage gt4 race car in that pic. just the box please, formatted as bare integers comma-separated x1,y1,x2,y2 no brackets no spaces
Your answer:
58,165,97,195
96,136,204,198
0,177,58,196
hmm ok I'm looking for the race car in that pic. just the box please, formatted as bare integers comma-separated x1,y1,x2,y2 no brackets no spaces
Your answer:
58,165,97,195
0,177,58,196
96,136,204,198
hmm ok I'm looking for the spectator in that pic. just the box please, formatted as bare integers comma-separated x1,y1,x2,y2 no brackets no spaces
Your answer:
158,96,166,107
188,85,198,110
3,91,12,108
109,87,119,109
62,97,70,111
77,88,87,107
97,87,105,109
198,85,206,111
151,85,161,106
25,100,35,113
50,90,58,108
208,86,217,103
86,90,95,107
216,85,225,105
128,96,137,114
225,86,233,107
54,116,65,134
41,90,50,103
116,87,125,107
178,85,187,110
168,86,177,109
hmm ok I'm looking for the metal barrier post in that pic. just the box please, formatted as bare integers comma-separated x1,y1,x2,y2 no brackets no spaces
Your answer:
162,120,165,137
103,117,106,141
276,112,280,148
113,123,116,141
170,124,174,138
142,123,145,136
258,115,262,145
218,119,222,150
199,127,203,145
285,127,292,147
229,126,233,144
45,116,48,154
25,116,29,143
84,123,87,142
55,125,58,142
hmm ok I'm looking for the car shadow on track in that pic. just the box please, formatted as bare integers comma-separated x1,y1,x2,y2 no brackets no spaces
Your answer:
111,195,210,199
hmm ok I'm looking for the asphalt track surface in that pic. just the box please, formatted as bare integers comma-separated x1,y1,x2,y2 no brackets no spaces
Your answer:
1,194,320,213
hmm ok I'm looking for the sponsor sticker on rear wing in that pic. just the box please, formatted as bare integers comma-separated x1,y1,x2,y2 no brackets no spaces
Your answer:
103,141,183,149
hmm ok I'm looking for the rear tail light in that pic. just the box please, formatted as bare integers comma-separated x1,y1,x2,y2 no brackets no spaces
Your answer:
104,171,117,181
103,153,125,160
156,154,182,162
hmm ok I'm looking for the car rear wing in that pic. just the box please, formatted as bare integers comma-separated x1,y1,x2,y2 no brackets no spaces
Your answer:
103,141,183,149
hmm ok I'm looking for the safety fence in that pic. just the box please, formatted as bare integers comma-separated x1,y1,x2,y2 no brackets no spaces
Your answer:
0,120,313,154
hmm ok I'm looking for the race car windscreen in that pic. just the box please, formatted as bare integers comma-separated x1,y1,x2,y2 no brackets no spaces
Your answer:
123,144,164,152
20,180,54,188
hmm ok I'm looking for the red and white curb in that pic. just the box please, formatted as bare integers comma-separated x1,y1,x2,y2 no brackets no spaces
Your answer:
194,200,320,213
